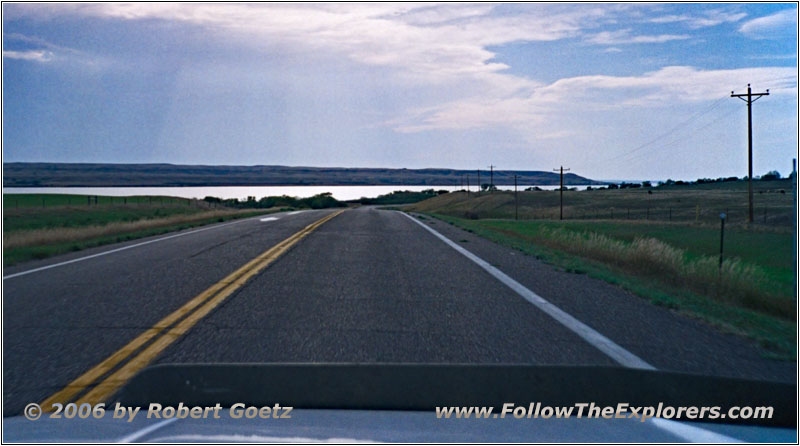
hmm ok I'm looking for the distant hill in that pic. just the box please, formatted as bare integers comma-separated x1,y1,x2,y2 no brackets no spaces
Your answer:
2,163,603,187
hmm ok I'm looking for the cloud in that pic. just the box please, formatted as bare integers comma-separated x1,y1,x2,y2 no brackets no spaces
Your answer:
2,49,52,62
4,4,795,142
392,66,797,133
586,29,690,45
739,9,796,39
2,3,612,93
649,10,747,28
2,32,99,67
389,4,496,26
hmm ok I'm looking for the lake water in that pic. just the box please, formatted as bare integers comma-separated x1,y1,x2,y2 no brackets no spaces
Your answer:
3,185,591,201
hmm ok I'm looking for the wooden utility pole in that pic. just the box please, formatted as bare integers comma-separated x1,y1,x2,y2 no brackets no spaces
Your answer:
488,165,496,193
793,158,797,303
553,166,570,220
477,169,481,193
731,84,769,223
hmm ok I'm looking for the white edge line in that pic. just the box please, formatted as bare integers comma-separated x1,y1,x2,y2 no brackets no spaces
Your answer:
117,417,179,443
649,417,743,443
402,212,656,370
3,212,278,280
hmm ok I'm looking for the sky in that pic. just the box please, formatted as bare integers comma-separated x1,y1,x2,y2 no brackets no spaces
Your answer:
2,3,798,181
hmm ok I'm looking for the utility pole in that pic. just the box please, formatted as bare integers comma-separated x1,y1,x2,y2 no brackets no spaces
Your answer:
488,165,496,193
514,175,519,220
793,158,797,303
731,84,769,223
477,169,481,193
466,174,470,195
553,166,570,220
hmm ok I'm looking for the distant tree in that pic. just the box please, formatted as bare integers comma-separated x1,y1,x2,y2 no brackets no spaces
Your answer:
606,183,619,189
761,170,781,181
642,181,652,188
481,184,496,191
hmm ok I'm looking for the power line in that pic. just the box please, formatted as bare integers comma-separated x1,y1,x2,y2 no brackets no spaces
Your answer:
605,95,728,163
615,104,739,166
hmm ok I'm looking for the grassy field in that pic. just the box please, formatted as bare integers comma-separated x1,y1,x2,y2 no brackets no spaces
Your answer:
410,181,796,358
468,219,795,297
3,194,276,265
412,179,795,228
3,193,195,209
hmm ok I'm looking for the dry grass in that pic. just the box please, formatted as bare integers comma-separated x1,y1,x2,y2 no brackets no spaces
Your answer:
4,209,257,249
411,180,795,228
510,226,793,319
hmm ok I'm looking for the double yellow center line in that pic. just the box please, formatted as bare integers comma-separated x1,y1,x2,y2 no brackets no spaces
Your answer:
41,209,345,409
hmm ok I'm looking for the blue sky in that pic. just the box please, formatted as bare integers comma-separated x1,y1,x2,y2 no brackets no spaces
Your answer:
2,3,797,180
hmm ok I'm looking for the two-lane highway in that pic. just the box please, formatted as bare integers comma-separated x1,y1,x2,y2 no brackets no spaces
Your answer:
3,209,339,414
3,207,795,415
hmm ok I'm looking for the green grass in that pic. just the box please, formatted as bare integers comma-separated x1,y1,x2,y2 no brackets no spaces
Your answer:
3,193,277,265
3,193,192,209
471,219,794,298
3,209,271,266
4,204,207,232
425,213,796,359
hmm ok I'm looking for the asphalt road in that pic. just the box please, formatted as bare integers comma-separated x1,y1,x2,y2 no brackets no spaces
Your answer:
3,207,795,415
